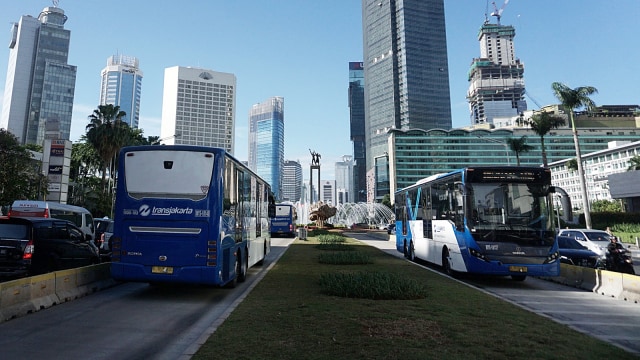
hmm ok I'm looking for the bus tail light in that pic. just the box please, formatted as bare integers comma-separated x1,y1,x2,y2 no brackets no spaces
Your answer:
207,240,217,266
111,237,121,262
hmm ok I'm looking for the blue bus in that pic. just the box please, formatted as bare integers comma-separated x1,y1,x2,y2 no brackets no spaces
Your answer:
110,145,274,287
270,203,297,237
394,166,563,280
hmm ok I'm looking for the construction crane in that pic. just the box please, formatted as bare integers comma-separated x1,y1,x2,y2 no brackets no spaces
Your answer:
490,0,510,25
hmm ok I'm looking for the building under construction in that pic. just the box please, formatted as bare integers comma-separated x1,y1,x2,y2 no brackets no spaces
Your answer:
467,2,526,125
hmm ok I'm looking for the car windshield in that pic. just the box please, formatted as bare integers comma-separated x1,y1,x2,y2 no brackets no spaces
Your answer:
559,237,588,250
584,231,611,242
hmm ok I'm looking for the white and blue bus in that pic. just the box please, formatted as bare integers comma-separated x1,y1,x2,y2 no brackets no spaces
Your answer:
110,145,274,287
394,166,562,280
270,203,297,237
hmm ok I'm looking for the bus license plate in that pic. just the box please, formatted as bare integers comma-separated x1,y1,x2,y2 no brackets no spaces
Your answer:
509,266,527,273
152,266,173,274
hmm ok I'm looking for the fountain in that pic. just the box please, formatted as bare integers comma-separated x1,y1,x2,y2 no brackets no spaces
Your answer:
327,202,395,228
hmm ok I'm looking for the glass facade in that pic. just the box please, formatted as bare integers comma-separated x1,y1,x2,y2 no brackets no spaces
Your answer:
248,97,285,201
100,55,143,128
282,160,302,202
362,0,452,201
348,62,367,202
389,127,640,196
1,6,77,145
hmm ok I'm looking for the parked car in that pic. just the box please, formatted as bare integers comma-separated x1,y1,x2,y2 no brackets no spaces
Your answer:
0,217,100,279
557,235,602,268
557,229,612,258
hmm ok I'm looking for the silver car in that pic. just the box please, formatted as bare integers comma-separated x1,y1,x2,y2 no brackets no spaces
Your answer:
557,229,612,258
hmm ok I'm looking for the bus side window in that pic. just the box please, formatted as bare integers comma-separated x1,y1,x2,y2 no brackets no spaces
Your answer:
421,185,432,238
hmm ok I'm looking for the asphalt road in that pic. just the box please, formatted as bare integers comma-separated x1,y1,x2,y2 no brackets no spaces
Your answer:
0,237,294,360
347,231,640,356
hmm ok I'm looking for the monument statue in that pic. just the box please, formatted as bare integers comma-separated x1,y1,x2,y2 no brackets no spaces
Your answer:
309,149,321,166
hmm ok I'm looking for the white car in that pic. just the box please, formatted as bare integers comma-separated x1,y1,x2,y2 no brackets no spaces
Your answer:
557,229,612,258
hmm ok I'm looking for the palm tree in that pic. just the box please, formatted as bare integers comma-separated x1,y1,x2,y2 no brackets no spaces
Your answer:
85,104,130,194
527,111,566,167
552,82,598,229
628,155,640,171
506,136,533,166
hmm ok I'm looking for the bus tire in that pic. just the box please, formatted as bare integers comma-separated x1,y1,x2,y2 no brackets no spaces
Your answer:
408,241,416,262
403,241,408,258
225,255,240,288
442,248,454,277
238,250,248,283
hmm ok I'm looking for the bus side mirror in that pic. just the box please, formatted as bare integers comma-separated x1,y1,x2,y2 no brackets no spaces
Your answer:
268,204,276,218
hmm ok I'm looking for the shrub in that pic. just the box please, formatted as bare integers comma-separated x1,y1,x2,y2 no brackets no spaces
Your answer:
318,271,428,300
318,251,372,265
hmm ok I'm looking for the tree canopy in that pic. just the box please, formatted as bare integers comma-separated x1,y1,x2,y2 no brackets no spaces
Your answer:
0,129,47,207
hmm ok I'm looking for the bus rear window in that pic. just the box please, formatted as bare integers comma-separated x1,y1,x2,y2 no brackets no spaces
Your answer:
125,150,215,200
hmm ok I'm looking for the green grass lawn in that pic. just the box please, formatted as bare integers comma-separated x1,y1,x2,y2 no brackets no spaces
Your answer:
193,233,636,360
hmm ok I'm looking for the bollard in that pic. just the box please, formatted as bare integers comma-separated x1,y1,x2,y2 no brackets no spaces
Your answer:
636,236,639,248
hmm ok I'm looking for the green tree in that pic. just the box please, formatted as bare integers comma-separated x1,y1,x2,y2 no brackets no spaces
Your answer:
566,158,578,172
627,155,640,171
85,104,130,194
590,199,623,212
527,111,566,167
381,194,393,209
0,129,47,206
552,82,598,229
506,136,533,166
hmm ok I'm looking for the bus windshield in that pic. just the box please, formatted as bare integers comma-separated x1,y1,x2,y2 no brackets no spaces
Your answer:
124,150,215,200
468,181,552,239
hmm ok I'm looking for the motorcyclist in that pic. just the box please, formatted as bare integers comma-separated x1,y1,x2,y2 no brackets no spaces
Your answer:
606,236,625,271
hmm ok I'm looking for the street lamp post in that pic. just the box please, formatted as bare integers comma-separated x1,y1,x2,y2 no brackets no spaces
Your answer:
475,135,511,165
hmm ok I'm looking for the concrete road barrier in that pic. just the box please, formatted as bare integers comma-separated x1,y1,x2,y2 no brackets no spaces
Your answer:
0,263,117,323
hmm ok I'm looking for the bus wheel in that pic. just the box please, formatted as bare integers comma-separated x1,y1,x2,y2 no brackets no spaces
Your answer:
511,275,526,281
442,248,454,276
225,256,239,288
408,241,416,262
238,251,248,283
403,241,408,258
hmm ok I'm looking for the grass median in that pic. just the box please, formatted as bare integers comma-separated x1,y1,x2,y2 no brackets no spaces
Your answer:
193,231,635,360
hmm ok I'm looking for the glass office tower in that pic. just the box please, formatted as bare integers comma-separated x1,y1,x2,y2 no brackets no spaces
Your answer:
282,160,302,202
100,55,143,128
248,97,285,201
348,62,367,202
1,5,77,145
362,0,452,172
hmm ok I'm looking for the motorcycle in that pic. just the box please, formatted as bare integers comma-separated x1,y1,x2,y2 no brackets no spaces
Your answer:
605,246,636,275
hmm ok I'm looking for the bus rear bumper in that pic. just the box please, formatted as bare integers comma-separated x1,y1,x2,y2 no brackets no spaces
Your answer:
111,263,224,285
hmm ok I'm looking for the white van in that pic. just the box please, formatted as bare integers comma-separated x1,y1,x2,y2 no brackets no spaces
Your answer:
9,200,95,241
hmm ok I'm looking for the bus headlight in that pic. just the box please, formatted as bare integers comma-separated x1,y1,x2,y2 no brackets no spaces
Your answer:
469,248,488,261
544,251,559,264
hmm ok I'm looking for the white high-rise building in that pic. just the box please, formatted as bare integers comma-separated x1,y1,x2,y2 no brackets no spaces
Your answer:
1,5,77,145
99,55,143,128
160,66,236,153
467,17,526,125
335,155,354,205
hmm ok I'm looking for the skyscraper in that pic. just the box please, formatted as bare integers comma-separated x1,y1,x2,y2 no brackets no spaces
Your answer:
1,5,77,145
248,97,285,200
362,0,452,173
348,62,367,203
467,15,526,125
282,160,302,202
335,155,355,205
99,55,143,128
160,66,236,153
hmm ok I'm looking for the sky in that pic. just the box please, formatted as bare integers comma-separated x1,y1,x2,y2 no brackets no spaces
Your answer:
1,1,639,181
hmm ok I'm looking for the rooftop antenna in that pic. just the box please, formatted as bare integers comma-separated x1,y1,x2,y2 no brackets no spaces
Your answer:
490,0,509,25
53,0,59,7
